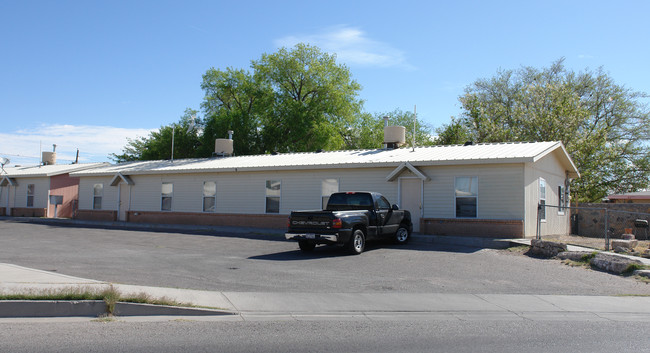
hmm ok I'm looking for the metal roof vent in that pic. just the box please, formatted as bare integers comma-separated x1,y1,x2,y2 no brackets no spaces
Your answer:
384,126,406,149
213,130,234,157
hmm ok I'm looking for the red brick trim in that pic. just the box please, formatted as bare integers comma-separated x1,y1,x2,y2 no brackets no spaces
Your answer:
420,218,524,238
127,211,288,229
10,208,47,217
76,210,118,222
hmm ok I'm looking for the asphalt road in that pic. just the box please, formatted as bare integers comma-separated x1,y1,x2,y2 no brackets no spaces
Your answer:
0,220,648,295
0,319,648,353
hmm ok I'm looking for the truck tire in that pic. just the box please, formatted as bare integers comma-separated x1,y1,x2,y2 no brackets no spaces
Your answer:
394,225,410,244
299,241,316,252
346,229,365,255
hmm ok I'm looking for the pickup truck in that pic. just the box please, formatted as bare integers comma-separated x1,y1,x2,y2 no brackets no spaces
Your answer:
285,191,413,254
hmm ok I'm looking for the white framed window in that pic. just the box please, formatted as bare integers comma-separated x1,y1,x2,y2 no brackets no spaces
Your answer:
539,178,546,221
321,179,339,209
161,182,173,211
558,185,566,215
27,184,34,207
455,177,478,218
265,180,281,213
93,183,103,210
203,181,216,212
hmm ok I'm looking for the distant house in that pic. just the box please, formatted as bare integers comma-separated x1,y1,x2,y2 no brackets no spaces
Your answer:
0,162,108,218
70,140,579,238
607,191,650,204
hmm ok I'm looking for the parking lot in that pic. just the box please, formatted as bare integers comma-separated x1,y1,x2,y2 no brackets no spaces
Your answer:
0,220,648,295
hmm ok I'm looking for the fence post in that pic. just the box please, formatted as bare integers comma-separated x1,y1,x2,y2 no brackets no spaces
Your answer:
604,208,609,251
536,203,541,240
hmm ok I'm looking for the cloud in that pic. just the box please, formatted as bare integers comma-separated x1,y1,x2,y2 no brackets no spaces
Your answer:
0,124,154,166
578,54,594,59
275,25,414,70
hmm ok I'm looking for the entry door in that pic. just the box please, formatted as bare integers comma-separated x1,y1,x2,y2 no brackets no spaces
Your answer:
400,178,422,232
118,183,130,221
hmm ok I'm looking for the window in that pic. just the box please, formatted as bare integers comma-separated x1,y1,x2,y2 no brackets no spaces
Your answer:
455,177,477,218
321,179,339,209
161,183,173,211
376,196,391,210
265,180,281,213
27,184,34,207
539,178,546,221
93,184,103,210
558,185,566,215
203,181,216,212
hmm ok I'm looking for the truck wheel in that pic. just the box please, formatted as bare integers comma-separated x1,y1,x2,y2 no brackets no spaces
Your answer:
394,226,410,244
346,229,365,255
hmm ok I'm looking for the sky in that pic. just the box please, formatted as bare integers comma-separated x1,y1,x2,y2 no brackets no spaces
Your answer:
1,0,648,166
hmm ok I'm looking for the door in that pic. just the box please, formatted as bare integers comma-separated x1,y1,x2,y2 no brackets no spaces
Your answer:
400,178,422,232
118,183,130,221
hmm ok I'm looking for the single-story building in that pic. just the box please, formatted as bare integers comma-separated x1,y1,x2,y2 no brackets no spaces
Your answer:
607,191,650,204
0,162,108,218
70,140,579,238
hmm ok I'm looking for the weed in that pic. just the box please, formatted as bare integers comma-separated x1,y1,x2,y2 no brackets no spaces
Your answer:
580,251,599,262
623,263,649,275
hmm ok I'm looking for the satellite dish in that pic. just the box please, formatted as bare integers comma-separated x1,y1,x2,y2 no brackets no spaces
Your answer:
0,157,9,165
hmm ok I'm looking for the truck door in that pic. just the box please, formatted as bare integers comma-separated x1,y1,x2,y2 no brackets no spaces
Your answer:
375,195,397,236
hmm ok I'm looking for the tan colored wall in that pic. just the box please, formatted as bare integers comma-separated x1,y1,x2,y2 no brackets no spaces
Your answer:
421,218,524,238
524,152,571,237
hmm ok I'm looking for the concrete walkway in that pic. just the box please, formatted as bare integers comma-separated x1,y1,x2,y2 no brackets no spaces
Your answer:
1,263,650,322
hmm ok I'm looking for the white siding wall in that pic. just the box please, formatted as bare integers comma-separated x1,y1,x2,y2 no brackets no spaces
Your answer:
78,176,117,210
0,186,6,207
420,164,525,220
12,177,50,208
524,151,571,237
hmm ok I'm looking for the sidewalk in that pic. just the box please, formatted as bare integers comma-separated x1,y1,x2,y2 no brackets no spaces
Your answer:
2,263,650,322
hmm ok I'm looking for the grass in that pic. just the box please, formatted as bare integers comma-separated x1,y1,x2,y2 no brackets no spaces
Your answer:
0,285,196,315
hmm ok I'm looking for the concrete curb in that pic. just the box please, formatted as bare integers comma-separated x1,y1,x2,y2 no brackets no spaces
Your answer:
0,300,235,318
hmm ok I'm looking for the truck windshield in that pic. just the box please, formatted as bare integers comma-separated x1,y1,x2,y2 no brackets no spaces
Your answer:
326,193,374,211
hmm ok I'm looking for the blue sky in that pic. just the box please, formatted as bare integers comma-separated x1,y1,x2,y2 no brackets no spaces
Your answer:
1,0,648,166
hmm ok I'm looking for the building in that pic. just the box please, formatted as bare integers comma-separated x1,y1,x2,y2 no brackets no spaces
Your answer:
70,141,579,238
607,191,650,204
0,162,108,218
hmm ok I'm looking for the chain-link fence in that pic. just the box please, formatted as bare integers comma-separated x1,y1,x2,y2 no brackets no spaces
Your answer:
537,203,650,251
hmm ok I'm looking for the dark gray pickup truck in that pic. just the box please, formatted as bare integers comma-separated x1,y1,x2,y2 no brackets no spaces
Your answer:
285,191,412,254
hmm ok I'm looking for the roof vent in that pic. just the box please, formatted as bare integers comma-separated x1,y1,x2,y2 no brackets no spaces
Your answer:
42,152,56,165
213,131,234,157
384,126,406,149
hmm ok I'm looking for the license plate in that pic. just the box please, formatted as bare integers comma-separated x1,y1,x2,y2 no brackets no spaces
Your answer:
306,233,315,239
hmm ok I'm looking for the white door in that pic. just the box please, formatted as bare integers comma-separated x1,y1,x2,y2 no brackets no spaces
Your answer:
118,183,130,221
400,178,422,232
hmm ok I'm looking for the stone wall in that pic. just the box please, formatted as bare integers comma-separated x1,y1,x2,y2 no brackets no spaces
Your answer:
572,203,650,239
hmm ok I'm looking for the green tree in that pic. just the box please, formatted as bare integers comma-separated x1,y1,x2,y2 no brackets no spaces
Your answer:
344,109,435,149
110,109,201,162
434,117,472,145
252,43,363,152
451,58,650,202
199,68,269,156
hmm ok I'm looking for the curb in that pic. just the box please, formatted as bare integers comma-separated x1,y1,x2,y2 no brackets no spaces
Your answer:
0,300,235,318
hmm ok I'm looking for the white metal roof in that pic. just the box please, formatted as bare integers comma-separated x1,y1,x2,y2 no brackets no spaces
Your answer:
70,141,579,178
1,163,109,178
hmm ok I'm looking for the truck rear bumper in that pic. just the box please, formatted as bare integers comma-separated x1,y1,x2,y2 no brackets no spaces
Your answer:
285,233,338,242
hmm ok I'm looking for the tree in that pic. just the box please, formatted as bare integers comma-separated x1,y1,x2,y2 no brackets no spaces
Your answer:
434,117,472,145
344,109,435,149
110,109,201,162
448,58,650,202
252,43,363,152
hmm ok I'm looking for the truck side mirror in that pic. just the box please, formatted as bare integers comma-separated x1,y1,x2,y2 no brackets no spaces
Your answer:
391,204,399,211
